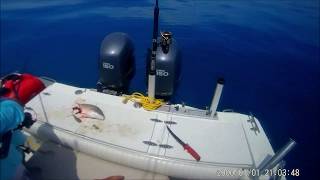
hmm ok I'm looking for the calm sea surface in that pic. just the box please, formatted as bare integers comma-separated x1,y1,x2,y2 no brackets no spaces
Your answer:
1,0,319,179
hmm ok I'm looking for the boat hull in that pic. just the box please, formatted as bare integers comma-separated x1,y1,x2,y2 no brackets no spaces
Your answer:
28,121,245,179
24,81,275,179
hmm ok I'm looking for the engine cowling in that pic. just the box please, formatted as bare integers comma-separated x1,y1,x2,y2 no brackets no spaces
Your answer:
97,32,135,94
147,32,181,99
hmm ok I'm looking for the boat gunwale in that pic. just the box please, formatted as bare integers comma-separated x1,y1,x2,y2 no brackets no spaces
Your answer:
29,120,253,169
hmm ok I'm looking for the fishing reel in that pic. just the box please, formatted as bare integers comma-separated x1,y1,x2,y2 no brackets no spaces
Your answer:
0,109,37,159
14,111,37,130
160,31,172,54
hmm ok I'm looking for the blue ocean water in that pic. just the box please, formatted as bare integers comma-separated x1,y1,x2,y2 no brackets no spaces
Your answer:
0,0,319,179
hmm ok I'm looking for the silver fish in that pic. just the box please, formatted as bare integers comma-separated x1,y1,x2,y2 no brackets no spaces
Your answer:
72,103,105,122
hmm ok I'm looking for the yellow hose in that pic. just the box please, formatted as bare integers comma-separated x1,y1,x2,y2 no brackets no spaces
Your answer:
123,92,164,111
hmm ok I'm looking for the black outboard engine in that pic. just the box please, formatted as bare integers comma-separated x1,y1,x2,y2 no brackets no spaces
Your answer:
147,31,181,99
97,32,135,94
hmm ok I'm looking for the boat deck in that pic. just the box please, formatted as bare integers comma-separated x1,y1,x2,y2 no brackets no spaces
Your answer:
24,82,275,178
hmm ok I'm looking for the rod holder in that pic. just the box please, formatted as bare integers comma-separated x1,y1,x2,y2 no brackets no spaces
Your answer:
147,0,159,103
209,78,224,117
148,75,156,102
260,139,296,172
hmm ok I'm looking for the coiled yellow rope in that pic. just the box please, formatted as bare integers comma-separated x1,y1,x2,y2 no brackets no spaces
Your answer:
123,92,164,111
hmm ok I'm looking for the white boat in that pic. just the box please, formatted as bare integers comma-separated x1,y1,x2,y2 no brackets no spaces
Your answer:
1,1,295,179
22,77,294,179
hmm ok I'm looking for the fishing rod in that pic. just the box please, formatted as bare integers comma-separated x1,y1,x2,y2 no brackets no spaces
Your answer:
147,0,159,102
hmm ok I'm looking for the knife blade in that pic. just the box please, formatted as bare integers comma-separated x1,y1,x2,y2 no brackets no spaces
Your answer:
166,125,201,161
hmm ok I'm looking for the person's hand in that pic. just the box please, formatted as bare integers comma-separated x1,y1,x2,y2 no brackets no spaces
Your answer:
96,175,125,180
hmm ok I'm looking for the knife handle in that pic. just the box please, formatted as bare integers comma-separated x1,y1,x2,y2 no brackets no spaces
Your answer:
183,144,201,161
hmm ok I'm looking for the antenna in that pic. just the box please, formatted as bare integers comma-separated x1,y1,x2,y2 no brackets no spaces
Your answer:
148,0,159,102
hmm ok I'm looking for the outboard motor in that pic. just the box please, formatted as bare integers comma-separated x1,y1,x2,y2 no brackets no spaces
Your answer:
147,31,181,99
97,32,135,94
146,0,181,100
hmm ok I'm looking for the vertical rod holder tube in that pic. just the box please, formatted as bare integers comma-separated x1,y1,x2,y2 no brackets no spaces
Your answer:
148,75,156,102
260,139,296,172
209,78,224,117
147,0,159,102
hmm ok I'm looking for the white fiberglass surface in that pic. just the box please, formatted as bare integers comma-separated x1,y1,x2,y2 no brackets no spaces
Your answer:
26,83,155,152
163,115,252,165
26,83,253,165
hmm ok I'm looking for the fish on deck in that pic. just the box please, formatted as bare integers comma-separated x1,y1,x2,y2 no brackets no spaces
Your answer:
72,103,105,122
